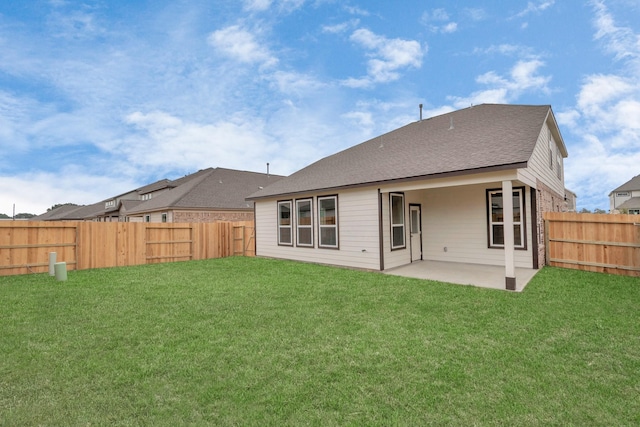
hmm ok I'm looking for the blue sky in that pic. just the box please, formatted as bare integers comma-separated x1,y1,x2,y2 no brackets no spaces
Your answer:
1,0,639,215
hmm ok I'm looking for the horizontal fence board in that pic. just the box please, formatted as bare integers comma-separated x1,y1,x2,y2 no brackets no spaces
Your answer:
544,212,640,277
0,220,254,276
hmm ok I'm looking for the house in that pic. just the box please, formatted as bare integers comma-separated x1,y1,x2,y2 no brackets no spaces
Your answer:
564,189,577,212
609,175,640,214
34,167,284,223
247,104,568,290
126,168,284,222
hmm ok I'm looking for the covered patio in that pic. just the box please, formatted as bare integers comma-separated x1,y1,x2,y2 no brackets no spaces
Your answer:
383,260,539,292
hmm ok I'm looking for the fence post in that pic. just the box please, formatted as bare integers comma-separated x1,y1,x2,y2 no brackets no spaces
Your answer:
544,218,550,266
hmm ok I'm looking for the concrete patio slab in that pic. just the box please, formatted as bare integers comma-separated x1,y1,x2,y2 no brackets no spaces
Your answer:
383,260,539,292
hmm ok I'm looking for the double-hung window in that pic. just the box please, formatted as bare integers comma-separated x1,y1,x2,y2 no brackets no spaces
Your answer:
296,199,313,247
487,187,525,249
318,196,338,248
278,200,293,246
390,193,405,250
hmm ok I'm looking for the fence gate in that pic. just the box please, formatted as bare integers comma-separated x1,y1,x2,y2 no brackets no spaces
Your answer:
233,225,255,257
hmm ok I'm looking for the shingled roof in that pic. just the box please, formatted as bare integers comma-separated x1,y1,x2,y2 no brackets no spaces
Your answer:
610,174,640,194
248,104,564,200
127,167,284,214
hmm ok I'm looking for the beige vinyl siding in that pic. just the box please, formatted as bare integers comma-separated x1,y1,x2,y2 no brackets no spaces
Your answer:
254,188,380,270
419,184,533,268
520,122,565,196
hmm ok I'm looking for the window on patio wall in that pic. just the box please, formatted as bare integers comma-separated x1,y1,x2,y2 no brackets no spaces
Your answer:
318,196,338,249
278,200,292,246
296,198,313,247
390,192,405,250
487,187,525,249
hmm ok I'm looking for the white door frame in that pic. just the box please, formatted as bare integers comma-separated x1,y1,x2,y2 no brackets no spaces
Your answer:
409,204,422,262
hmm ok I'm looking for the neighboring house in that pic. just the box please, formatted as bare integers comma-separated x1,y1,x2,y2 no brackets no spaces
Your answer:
247,104,568,290
126,168,284,223
609,175,640,214
564,189,577,212
34,167,284,223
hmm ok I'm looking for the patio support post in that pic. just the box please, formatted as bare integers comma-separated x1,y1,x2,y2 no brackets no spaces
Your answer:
502,180,516,290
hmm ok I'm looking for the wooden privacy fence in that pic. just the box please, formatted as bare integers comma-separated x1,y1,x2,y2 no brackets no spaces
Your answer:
0,221,255,276
544,212,640,277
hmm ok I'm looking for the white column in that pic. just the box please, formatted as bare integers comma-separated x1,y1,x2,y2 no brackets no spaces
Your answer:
502,180,516,290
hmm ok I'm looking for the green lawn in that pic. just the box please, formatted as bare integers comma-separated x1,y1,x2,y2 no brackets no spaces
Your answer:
1,257,639,426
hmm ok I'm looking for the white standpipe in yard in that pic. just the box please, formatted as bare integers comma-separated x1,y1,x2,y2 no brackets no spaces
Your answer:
54,262,67,281
49,252,57,276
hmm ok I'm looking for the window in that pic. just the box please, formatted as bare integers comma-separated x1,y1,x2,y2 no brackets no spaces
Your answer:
105,200,116,209
390,193,405,250
144,215,150,223
487,187,525,249
296,199,313,247
161,213,167,223
629,209,640,215
556,147,562,179
617,192,629,197
318,196,338,248
278,200,293,246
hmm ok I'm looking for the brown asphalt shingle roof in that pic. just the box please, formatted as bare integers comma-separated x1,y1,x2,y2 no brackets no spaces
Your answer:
248,104,561,199
127,168,284,214
610,174,640,194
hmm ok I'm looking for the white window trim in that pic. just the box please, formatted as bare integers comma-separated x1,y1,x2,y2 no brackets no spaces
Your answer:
277,200,293,246
318,195,338,249
295,198,314,247
390,193,406,250
488,188,525,249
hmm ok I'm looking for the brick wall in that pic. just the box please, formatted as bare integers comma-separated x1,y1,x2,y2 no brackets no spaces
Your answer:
172,210,254,223
535,180,565,268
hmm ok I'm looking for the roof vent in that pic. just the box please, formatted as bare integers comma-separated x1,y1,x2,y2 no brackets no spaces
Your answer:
419,103,423,121
449,117,454,130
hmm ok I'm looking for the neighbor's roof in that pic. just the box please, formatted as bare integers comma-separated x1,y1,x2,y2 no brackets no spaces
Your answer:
31,204,85,220
618,197,640,210
127,167,284,214
248,104,564,200
610,174,640,195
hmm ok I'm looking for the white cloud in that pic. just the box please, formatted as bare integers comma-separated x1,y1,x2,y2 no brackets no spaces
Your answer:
464,8,487,21
243,0,273,11
269,70,327,95
344,5,370,16
123,111,278,172
449,59,550,107
47,10,105,39
473,43,540,60
442,22,458,33
343,28,424,88
243,0,305,13
515,1,555,18
559,1,640,210
0,171,137,215
208,25,278,68
421,8,458,33
592,0,640,63
322,20,359,34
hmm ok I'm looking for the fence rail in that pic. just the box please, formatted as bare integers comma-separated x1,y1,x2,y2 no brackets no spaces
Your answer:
0,221,254,276
544,212,640,277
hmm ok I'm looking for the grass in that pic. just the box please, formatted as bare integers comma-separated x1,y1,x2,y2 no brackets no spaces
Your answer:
1,257,639,426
